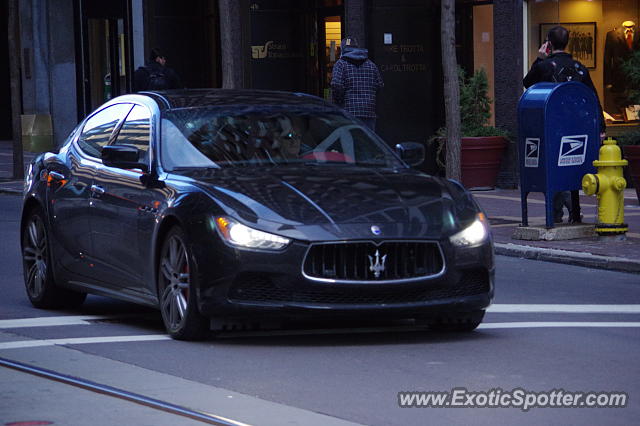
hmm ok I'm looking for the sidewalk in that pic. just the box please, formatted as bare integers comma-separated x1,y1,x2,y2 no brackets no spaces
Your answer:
473,188,640,273
0,139,35,193
1,139,638,273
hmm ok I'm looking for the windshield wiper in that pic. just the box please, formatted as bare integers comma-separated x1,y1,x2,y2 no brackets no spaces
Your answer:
169,166,220,171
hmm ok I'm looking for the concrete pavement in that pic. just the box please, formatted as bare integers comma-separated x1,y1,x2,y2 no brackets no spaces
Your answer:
0,139,35,194
1,139,638,273
473,188,640,273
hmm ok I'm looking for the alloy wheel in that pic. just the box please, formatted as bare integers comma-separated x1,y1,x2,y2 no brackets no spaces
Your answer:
23,214,48,300
160,235,191,332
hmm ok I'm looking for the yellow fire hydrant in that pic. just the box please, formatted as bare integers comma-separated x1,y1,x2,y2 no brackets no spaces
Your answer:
582,137,628,236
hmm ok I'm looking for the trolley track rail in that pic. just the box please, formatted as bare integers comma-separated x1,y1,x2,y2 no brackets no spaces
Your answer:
0,356,249,426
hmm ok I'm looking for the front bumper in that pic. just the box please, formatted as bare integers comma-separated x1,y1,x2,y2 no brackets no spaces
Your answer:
192,237,494,321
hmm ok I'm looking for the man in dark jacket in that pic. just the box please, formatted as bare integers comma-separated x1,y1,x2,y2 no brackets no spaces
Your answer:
523,25,605,224
134,48,182,91
331,37,384,130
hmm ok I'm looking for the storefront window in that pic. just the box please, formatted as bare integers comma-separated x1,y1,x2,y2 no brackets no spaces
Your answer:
527,0,640,126
473,4,495,126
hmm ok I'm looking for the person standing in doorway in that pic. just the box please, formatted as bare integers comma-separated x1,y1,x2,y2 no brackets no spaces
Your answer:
331,37,384,131
134,48,182,91
523,25,605,224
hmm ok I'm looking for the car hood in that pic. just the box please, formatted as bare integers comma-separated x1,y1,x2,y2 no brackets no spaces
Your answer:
180,166,476,239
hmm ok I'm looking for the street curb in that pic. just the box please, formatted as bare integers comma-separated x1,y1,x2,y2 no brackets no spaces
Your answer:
495,242,640,274
0,179,23,195
0,187,22,195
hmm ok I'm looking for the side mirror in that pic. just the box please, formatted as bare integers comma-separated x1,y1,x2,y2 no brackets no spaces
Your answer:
102,145,148,172
395,142,425,167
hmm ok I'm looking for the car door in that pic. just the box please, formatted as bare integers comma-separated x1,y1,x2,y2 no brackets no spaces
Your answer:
48,103,132,283
89,104,158,296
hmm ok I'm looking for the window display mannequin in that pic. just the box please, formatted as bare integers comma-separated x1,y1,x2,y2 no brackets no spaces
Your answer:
604,21,639,115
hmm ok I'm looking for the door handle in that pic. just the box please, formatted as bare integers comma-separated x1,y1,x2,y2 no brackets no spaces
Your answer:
90,185,105,195
48,171,66,181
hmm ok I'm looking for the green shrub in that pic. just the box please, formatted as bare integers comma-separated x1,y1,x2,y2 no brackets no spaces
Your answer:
432,67,509,140
621,50,640,106
616,129,640,146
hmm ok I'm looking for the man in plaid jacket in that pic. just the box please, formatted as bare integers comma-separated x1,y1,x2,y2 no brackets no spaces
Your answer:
331,37,384,130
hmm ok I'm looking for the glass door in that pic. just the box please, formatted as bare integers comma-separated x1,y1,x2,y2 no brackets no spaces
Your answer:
318,13,343,101
85,18,127,112
76,0,131,117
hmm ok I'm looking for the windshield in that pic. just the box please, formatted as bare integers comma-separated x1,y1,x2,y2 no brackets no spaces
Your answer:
161,107,404,170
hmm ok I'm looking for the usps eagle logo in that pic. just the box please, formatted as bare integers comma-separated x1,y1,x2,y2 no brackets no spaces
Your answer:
558,135,588,167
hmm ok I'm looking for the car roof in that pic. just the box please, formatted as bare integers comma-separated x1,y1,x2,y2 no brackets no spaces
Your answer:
138,88,335,112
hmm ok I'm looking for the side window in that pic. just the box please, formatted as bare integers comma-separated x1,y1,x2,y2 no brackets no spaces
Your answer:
113,105,151,162
77,104,132,158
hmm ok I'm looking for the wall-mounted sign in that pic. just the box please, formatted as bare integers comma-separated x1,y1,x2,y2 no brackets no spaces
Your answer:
252,41,273,59
251,41,302,60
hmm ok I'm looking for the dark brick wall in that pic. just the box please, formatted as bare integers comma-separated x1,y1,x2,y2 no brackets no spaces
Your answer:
493,0,523,189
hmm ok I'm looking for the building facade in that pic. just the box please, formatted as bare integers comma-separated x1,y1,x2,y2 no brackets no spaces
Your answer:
4,0,639,187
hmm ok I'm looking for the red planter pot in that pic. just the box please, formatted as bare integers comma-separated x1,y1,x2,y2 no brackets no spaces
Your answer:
623,145,640,205
460,136,508,189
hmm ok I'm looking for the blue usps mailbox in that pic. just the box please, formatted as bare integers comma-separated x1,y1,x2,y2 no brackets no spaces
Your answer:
518,82,600,228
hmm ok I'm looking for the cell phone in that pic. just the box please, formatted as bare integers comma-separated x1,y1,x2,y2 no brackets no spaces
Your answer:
545,41,552,55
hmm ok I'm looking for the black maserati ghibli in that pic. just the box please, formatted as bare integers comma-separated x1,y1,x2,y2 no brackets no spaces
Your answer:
21,89,494,340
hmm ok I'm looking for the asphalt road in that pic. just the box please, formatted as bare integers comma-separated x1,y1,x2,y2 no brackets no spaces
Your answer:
1,193,639,425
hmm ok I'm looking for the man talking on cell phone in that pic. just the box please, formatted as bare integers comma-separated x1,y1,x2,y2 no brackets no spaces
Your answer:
523,25,606,224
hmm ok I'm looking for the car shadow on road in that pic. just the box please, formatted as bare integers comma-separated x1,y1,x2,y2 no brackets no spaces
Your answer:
74,298,498,346
208,320,498,347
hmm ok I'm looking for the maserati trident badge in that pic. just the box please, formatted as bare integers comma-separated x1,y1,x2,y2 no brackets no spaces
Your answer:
368,250,387,278
370,225,381,235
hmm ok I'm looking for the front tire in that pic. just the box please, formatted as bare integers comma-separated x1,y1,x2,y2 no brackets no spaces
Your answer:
21,206,87,309
158,227,209,340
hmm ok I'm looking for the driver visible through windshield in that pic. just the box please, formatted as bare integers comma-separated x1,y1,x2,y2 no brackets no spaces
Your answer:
161,108,403,170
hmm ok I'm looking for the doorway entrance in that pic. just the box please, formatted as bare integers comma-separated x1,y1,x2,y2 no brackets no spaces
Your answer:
249,0,343,98
318,13,343,101
76,0,132,117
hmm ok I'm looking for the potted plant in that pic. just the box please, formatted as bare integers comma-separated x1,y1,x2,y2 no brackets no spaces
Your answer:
431,68,509,189
620,50,640,204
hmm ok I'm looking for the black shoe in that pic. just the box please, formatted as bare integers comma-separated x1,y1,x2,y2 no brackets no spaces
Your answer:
569,214,584,224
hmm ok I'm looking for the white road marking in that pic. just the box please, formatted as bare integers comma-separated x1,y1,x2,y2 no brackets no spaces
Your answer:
0,334,170,350
1,304,639,347
1,322,640,349
0,315,143,329
488,304,640,314
479,322,640,329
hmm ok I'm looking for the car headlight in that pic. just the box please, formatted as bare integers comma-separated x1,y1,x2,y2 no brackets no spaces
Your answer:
449,213,489,247
215,216,291,250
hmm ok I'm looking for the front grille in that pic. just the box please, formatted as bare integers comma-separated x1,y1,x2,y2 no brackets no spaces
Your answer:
303,241,444,282
228,269,489,305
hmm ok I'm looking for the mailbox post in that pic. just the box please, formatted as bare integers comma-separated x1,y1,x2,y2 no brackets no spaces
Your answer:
518,82,600,228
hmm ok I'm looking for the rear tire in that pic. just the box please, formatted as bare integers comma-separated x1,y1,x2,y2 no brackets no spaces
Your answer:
157,226,209,340
21,206,87,309
427,310,485,332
